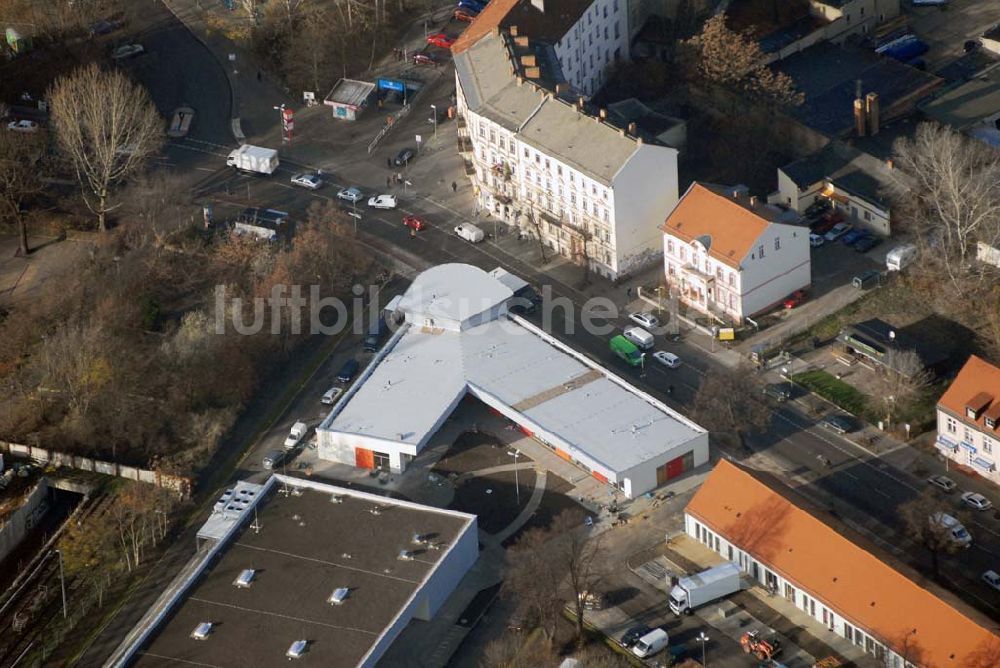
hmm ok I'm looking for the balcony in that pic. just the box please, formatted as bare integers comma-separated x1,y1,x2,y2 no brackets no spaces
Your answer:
457,136,472,154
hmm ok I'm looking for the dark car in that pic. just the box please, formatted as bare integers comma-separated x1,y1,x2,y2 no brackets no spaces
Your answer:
822,414,856,434
337,358,360,383
804,199,831,219
393,147,415,166
363,316,388,353
852,269,881,289
620,625,652,648
841,228,866,245
853,235,882,253
763,382,793,402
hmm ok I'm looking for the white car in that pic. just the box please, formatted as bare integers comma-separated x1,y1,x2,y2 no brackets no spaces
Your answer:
983,570,1000,592
652,351,681,368
166,106,194,138
321,387,343,405
111,43,145,59
929,512,972,548
6,120,38,133
961,491,993,511
337,187,363,202
824,222,852,242
629,312,659,329
367,194,397,209
291,173,323,190
809,233,824,247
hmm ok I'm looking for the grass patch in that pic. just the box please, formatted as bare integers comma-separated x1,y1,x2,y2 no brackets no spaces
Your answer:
792,370,869,416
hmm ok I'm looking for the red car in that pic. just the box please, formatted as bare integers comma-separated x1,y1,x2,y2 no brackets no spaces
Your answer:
454,8,476,21
403,215,427,231
427,33,455,49
412,53,438,66
783,290,806,309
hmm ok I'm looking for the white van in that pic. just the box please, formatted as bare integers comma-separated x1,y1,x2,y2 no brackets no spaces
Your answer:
886,243,917,271
623,326,655,350
632,628,669,658
454,223,485,243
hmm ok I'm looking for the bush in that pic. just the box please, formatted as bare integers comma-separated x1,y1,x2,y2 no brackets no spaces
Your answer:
791,370,869,416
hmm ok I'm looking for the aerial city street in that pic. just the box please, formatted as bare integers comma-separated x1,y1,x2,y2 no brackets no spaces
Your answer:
1,0,1000,666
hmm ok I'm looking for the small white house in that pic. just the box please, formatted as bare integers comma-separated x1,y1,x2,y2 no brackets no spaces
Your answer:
935,355,1000,483
661,182,811,324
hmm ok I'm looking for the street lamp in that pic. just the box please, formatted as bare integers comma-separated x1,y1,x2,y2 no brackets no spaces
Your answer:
54,549,67,619
697,631,709,666
430,104,438,140
273,104,286,142
507,449,521,505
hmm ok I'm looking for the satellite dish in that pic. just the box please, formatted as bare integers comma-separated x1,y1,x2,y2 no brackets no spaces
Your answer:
889,330,896,341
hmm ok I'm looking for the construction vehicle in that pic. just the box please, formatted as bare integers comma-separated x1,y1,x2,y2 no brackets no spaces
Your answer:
740,630,782,661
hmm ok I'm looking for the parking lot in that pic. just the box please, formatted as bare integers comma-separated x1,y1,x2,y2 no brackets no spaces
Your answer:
904,0,1000,69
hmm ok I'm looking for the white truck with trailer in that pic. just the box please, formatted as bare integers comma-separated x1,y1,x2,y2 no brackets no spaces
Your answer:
668,562,741,615
283,421,308,450
226,145,280,175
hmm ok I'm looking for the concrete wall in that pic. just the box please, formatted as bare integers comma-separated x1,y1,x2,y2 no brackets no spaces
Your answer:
0,478,50,563
612,143,679,278
740,222,812,317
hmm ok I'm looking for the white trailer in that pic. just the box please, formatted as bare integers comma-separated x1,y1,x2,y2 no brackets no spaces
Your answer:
885,243,917,271
668,562,741,615
454,223,485,243
226,145,280,175
284,421,308,450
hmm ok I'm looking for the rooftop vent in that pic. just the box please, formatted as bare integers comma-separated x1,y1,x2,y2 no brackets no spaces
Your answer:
330,494,343,504
370,505,386,516
234,569,255,588
190,622,213,640
341,552,353,559
328,587,350,605
399,550,415,561
286,640,309,659
412,533,428,545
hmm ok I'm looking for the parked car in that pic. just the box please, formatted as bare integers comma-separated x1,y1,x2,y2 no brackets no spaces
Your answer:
811,218,836,235
368,194,398,209
804,199,831,219
652,351,681,368
628,312,659,329
809,233,824,247
412,53,438,66
89,18,124,36
927,474,957,493
426,33,455,49
620,625,652,649
821,414,855,434
337,186,363,202
321,386,343,405
262,450,284,470
929,512,972,548
763,383,792,402
291,173,324,190
982,570,1000,592
962,491,992,511
841,229,866,245
6,119,38,133
783,290,806,309
454,8,477,21
111,43,144,59
853,235,882,253
824,222,852,242
457,0,486,12
403,215,427,231
852,269,881,289
337,359,359,383
393,147,415,166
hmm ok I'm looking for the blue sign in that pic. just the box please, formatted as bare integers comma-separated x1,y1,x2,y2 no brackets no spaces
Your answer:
378,78,405,93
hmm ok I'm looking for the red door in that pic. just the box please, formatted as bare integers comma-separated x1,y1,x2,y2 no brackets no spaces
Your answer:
355,447,374,469
592,470,609,484
666,456,685,480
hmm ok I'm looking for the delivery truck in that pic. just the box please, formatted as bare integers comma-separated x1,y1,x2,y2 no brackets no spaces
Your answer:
283,421,308,450
226,145,280,175
454,223,485,243
668,562,741,615
610,335,643,367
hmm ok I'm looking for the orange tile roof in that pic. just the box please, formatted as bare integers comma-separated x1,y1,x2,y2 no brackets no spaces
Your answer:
938,355,1000,434
452,0,594,54
452,0,521,54
659,183,778,269
687,460,1000,667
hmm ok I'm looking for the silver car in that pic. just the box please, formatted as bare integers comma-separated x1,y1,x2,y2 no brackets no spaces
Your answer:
291,173,323,190
629,312,659,329
337,187,363,202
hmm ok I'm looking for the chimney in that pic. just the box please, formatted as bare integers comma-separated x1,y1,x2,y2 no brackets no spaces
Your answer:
599,108,607,120
510,25,519,37
520,54,536,67
577,96,585,110
524,66,540,79
749,195,758,206
731,189,740,199
531,0,544,12
514,35,529,48
866,92,880,136
854,98,867,137
516,75,524,86
886,158,894,170
493,26,501,37
627,121,637,136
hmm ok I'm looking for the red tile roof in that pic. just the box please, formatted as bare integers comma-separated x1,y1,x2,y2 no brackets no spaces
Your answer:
938,355,1000,434
687,460,1000,666
452,0,594,54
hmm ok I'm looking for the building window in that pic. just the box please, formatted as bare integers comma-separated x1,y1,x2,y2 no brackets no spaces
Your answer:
523,147,529,158
728,272,735,287
667,240,674,254
545,158,550,170
774,237,781,251
758,245,765,258
680,247,687,261
864,210,871,221
946,417,957,434
479,126,485,138
965,427,974,443
603,209,608,222
489,130,496,144
668,263,675,276
614,23,620,40
557,165,562,177
985,439,993,455
715,267,722,280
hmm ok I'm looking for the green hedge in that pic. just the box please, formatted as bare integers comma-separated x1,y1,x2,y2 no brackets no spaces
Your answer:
792,370,869,416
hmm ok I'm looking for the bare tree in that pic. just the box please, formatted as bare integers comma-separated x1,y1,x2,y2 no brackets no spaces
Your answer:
692,366,772,452
889,123,1000,295
899,490,969,580
504,524,564,644
0,131,45,256
521,209,549,263
872,348,931,427
48,64,164,232
686,13,803,107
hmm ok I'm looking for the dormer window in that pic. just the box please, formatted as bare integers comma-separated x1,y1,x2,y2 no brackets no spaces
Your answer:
966,392,993,420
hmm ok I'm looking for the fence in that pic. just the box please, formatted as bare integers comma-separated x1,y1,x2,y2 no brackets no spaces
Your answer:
0,442,191,498
367,102,412,154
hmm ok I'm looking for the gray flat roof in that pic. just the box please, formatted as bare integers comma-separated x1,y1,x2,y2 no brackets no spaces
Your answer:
921,69,1000,131
134,479,474,668
397,263,513,328
324,265,704,473
455,32,547,131
325,78,376,107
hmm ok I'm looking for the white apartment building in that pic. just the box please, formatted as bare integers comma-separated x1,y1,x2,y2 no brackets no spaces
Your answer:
936,355,1000,484
455,29,679,279
688,460,1000,667
548,0,629,96
661,183,810,324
